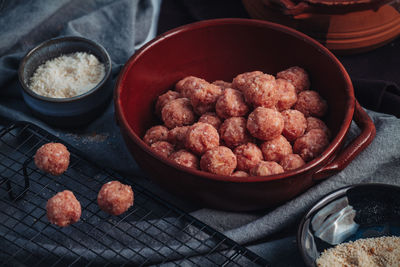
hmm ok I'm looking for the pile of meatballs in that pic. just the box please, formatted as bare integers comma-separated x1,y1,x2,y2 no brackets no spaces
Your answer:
143,66,331,177
34,142,134,227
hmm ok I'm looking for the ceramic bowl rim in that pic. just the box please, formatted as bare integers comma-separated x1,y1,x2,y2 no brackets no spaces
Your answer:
18,36,112,103
114,18,355,183
296,182,400,267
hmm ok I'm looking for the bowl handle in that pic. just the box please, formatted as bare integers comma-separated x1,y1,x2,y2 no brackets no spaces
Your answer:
312,100,376,181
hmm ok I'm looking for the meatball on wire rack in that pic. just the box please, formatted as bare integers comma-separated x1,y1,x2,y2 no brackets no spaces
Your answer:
0,121,267,267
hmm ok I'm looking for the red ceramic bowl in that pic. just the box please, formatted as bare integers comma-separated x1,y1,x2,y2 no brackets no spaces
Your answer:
114,19,375,211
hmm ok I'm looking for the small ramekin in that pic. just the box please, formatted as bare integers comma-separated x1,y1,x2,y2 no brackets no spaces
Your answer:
18,36,112,128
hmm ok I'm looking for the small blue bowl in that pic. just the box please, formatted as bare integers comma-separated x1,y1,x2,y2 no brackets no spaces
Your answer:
18,36,112,128
297,183,400,266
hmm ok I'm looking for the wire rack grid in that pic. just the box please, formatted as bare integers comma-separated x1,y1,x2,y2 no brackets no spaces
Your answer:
0,121,268,267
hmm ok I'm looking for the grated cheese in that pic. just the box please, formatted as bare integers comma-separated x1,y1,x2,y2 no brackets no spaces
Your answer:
29,52,105,98
316,236,400,267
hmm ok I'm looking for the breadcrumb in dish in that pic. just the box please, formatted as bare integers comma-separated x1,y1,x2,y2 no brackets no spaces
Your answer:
29,52,105,98
316,236,400,267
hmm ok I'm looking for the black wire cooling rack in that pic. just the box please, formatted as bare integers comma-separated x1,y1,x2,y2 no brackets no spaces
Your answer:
0,121,268,267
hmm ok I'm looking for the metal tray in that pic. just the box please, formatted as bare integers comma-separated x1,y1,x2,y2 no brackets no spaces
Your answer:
0,122,268,266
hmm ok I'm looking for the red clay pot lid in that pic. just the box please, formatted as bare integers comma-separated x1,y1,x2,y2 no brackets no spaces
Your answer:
305,0,386,5
243,0,400,53
272,0,392,14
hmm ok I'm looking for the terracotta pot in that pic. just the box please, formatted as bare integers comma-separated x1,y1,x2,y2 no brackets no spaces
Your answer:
242,0,400,54
114,19,376,211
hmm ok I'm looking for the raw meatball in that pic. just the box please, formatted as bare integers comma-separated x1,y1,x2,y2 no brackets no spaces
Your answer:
150,141,174,158
249,161,284,176
306,117,331,138
293,129,329,162
161,98,196,129
277,66,310,93
198,112,222,130
232,71,263,91
200,146,237,175
185,122,220,155
260,135,293,162
220,117,253,148
215,88,249,119
189,83,222,115
242,74,278,108
169,149,199,169
247,107,284,141
155,90,181,117
294,90,328,117
143,125,169,145
234,143,263,171
167,126,190,149
46,190,81,227
281,109,307,142
280,154,306,171
97,181,134,216
275,78,297,111
175,76,209,98
34,143,70,176
231,171,249,177
212,80,232,89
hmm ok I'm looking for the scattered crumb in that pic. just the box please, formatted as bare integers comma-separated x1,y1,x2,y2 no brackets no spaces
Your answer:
65,132,109,144
316,236,400,267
